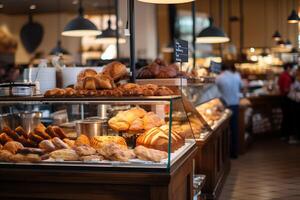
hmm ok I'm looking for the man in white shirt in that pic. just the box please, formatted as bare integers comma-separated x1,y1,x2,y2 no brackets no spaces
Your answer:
216,61,243,159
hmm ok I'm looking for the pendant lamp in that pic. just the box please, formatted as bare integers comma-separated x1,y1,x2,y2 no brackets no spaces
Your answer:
277,39,285,47
96,19,126,44
50,40,69,55
138,0,194,4
287,9,299,23
272,30,281,41
62,0,100,37
196,18,230,44
50,1,69,55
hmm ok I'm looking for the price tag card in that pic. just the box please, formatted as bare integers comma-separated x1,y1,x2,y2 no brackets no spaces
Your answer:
174,39,188,63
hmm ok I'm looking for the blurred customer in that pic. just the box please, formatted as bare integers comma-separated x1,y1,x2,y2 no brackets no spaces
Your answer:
278,63,293,140
216,61,243,159
287,68,300,144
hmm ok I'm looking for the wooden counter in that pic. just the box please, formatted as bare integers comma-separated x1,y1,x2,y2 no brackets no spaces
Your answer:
194,115,231,200
0,144,197,200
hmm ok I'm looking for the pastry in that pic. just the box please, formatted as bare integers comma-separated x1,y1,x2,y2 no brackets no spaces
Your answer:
90,136,127,150
52,126,67,139
10,153,27,163
80,155,104,162
64,87,76,96
155,86,174,96
28,132,44,144
15,126,28,139
2,127,19,141
129,107,147,118
44,88,65,97
97,143,134,162
148,62,161,76
63,138,75,148
17,147,45,155
129,118,144,132
119,83,143,96
0,133,13,145
75,134,90,146
74,145,96,156
45,126,58,138
0,143,2,150
34,127,51,140
143,112,165,130
16,136,31,147
77,68,97,82
52,137,69,149
136,125,184,152
25,154,41,163
0,150,13,162
3,141,24,154
156,66,177,78
102,61,128,81
134,145,168,162
39,140,56,152
50,149,79,161
95,74,115,89
137,66,154,79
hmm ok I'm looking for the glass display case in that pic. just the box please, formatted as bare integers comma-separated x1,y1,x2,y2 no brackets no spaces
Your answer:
182,83,231,140
0,95,195,171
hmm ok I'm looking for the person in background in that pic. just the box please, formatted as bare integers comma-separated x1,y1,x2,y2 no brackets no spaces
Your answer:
216,61,243,159
287,68,300,144
278,63,293,141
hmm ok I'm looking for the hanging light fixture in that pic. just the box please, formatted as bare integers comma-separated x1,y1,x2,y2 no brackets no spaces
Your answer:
277,39,285,47
272,30,281,41
62,0,101,37
96,0,126,44
196,17,230,43
96,19,126,44
272,0,282,41
50,0,69,55
50,40,69,55
287,9,299,23
137,0,194,4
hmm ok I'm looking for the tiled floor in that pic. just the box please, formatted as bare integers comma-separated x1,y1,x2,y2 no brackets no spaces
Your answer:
219,138,300,200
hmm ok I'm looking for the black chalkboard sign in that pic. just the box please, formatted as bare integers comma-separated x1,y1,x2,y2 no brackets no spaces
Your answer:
209,61,222,74
174,39,188,63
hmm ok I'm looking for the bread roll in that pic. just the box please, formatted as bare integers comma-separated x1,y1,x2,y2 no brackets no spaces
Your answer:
3,141,24,154
77,69,97,82
39,140,56,152
134,145,168,162
75,134,90,146
90,136,127,150
52,137,69,149
143,112,165,130
50,149,79,161
102,61,128,81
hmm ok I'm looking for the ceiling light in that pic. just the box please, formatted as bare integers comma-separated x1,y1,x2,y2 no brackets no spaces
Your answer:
30,4,36,10
196,18,230,44
95,20,126,44
0,4,4,9
50,40,69,55
138,0,194,4
287,9,299,24
62,0,101,37
277,40,285,47
272,30,281,41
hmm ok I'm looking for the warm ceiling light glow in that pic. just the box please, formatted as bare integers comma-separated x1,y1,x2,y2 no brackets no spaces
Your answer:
0,4,4,9
30,4,36,10
62,30,101,37
138,0,194,4
196,36,230,44
96,20,126,44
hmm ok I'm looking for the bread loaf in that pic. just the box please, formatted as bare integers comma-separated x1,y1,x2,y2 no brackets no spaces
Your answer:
136,125,184,152
102,61,128,81
134,145,168,162
90,136,127,150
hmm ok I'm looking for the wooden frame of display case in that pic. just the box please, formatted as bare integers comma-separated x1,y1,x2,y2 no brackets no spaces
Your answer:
0,144,197,200
194,114,231,200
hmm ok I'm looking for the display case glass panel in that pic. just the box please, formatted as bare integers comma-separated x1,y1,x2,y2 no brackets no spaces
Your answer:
0,96,195,170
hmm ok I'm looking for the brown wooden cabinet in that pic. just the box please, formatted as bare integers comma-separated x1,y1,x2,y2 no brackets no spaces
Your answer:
0,144,197,200
194,117,231,200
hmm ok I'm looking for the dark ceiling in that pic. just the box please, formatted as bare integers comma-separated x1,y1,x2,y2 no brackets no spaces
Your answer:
0,0,115,15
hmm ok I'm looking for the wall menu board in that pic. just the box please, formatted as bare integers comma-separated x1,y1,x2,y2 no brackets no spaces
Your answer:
174,39,188,63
